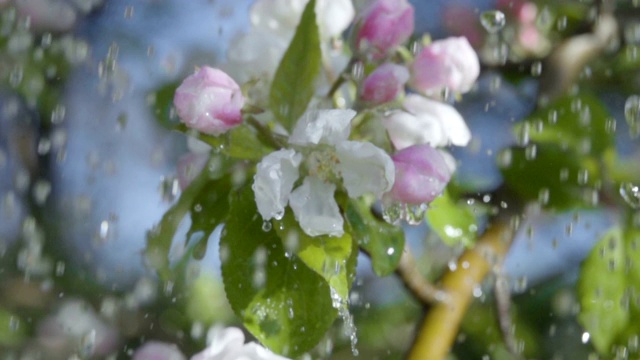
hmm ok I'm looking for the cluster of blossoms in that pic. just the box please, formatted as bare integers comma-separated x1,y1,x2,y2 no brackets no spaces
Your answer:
172,0,479,237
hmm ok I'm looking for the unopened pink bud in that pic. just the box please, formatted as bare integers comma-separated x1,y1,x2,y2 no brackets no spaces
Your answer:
360,63,409,104
173,66,245,136
410,37,480,95
355,0,414,58
388,144,451,204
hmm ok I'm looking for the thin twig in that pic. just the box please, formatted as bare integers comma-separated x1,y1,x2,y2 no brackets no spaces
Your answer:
396,246,449,304
407,221,514,360
494,265,523,359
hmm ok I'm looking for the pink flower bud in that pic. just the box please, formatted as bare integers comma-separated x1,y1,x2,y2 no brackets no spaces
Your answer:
410,37,480,95
388,144,451,204
360,63,409,104
173,66,245,136
355,0,414,58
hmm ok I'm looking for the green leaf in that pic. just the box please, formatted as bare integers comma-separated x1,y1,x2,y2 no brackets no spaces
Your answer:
344,198,404,277
426,191,478,248
578,227,629,354
499,144,600,210
0,309,26,346
145,158,214,281
221,186,337,357
186,176,232,259
578,218,640,356
150,82,180,128
226,124,274,161
514,93,613,156
269,0,322,130
273,212,356,300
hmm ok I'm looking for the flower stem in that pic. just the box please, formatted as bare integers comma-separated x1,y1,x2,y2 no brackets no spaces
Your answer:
246,116,286,149
407,221,514,360
395,246,448,304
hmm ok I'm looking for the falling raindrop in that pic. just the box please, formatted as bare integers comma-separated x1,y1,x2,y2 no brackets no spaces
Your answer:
261,220,272,232
55,261,66,276
497,148,512,168
480,10,506,34
350,61,364,81
32,179,51,205
159,176,179,202
624,95,640,138
79,330,96,357
124,5,134,19
530,61,542,76
8,316,19,332
605,117,617,134
620,183,640,209
524,144,537,160
516,123,530,146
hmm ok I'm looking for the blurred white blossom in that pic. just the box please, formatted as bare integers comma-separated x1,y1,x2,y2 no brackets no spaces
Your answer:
191,326,290,360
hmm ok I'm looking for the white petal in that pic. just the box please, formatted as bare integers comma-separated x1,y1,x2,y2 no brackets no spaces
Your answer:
191,326,245,360
316,0,355,38
289,176,344,237
335,141,395,197
383,110,447,149
235,342,291,360
253,149,302,221
289,109,355,146
438,149,458,174
403,95,471,147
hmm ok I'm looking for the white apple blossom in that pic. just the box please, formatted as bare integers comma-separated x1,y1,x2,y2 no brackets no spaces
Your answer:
191,326,290,360
250,0,354,40
225,0,354,86
382,94,471,149
253,109,395,237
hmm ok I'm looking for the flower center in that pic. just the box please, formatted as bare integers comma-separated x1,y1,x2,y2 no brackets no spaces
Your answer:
304,146,341,183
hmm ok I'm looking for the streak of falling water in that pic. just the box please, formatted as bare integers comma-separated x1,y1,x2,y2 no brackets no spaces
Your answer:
330,287,358,356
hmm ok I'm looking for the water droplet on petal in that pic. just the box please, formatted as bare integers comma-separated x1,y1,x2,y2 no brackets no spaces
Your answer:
262,220,272,232
382,202,404,225
480,10,506,33
405,203,427,225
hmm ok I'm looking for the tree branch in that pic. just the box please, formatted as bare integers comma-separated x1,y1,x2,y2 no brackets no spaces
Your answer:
395,246,449,304
407,221,514,360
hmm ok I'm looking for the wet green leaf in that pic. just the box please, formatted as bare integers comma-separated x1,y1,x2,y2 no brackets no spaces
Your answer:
221,186,337,357
226,124,274,161
578,220,640,355
273,211,356,299
344,198,404,277
150,82,179,128
186,176,231,259
499,144,599,210
145,158,214,280
426,191,478,248
578,227,628,354
269,0,322,130
0,309,26,346
514,93,613,156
